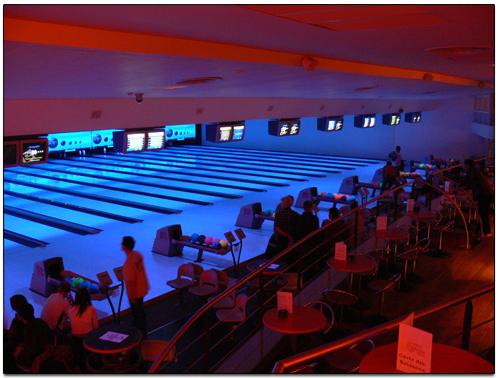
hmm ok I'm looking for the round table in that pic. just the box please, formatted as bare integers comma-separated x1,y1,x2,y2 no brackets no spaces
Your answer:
263,305,326,353
247,259,288,274
83,324,143,373
402,209,436,242
327,255,376,293
359,342,494,374
369,228,409,254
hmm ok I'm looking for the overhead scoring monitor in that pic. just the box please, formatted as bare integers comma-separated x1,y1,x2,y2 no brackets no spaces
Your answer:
146,130,165,150
113,131,146,153
354,114,376,128
205,122,245,143
317,116,344,132
382,113,401,126
405,112,422,123
20,138,49,166
268,119,301,137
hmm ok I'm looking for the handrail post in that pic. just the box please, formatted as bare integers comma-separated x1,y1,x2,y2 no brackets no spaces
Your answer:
297,246,302,292
461,300,473,351
354,210,358,249
204,311,211,372
393,190,399,222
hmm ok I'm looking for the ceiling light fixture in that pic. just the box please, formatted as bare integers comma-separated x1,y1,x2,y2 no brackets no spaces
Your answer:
301,56,318,71
423,73,434,82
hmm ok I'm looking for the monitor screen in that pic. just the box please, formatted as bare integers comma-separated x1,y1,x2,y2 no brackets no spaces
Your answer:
363,117,369,127
126,133,146,152
415,114,421,122
290,121,300,135
391,115,397,125
369,117,376,127
232,125,245,141
20,139,48,166
4,141,19,167
146,130,165,150
279,123,290,136
327,119,336,131
219,126,232,142
165,124,196,141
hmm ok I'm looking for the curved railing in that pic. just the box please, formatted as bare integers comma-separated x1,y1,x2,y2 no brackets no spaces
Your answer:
271,283,494,373
147,158,493,373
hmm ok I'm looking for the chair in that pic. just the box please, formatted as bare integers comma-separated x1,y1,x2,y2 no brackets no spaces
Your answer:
215,294,248,337
354,254,377,295
280,272,302,292
324,339,375,373
424,210,442,238
208,281,236,308
368,273,401,314
189,262,204,282
304,301,335,346
427,220,455,258
166,263,196,305
140,340,177,364
188,269,219,300
323,289,358,329
366,248,390,275
339,205,351,215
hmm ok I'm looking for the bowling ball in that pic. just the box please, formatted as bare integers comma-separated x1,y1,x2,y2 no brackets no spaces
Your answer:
411,172,416,177
419,164,424,168
341,196,347,201
212,242,222,250
72,277,84,288
89,284,100,294
80,281,91,290
335,195,342,201
198,235,206,244
347,196,355,202
219,240,229,249
321,192,327,197
212,238,220,245
191,233,199,242
427,165,432,169
379,182,383,187
205,236,213,245
265,209,272,216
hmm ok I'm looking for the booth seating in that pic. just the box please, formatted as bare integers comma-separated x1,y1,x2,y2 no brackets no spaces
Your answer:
151,224,242,271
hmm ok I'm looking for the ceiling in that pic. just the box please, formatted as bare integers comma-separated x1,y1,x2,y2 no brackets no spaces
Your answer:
3,4,495,101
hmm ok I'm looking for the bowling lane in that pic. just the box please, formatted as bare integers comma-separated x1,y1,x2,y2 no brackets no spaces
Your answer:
108,152,328,178
141,150,347,173
183,145,383,164
65,156,296,186
5,166,217,207
166,146,364,169
4,213,77,242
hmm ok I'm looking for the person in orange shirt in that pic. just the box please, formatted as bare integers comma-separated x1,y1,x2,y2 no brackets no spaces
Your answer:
382,161,397,194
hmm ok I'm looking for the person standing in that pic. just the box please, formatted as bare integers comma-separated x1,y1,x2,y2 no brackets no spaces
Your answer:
393,146,404,174
381,161,397,194
460,159,494,240
122,236,150,340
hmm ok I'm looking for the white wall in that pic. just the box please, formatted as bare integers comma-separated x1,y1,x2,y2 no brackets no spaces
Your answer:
203,97,488,162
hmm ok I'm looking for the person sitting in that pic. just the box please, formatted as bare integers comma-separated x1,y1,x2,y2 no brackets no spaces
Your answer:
41,282,73,333
321,207,347,261
381,161,397,194
68,287,98,341
14,303,56,369
4,295,29,373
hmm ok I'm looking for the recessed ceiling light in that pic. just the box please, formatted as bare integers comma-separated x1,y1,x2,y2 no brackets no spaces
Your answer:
156,86,188,90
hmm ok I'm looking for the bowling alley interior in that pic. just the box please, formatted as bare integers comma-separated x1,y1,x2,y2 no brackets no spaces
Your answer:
3,5,495,374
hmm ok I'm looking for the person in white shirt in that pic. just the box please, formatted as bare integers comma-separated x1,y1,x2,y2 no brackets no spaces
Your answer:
122,236,150,340
40,282,73,332
68,287,98,339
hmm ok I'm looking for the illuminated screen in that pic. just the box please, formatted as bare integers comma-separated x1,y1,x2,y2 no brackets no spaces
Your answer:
328,120,336,131
165,124,196,141
415,115,421,122
219,126,232,142
391,116,397,125
280,123,290,136
363,118,370,127
147,130,165,150
4,143,18,166
232,125,245,141
369,117,376,127
21,140,48,165
290,122,300,135
126,133,146,152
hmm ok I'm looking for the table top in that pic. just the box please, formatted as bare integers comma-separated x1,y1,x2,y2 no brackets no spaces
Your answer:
327,255,375,273
247,259,288,274
369,228,408,241
359,342,494,374
83,324,142,354
263,306,326,335
402,209,436,218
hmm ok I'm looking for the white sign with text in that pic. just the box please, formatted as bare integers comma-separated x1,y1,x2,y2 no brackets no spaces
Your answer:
397,323,433,373
335,242,347,261
277,291,293,314
376,215,388,230
407,199,415,212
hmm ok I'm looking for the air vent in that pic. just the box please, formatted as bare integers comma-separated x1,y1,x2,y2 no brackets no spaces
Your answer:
426,46,494,62
175,77,222,86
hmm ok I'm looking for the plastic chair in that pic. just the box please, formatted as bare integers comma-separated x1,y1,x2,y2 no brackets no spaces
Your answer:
208,281,236,308
140,340,177,364
188,269,219,300
189,263,204,282
304,301,335,346
166,263,196,305
323,289,358,329
325,339,375,373
215,294,248,338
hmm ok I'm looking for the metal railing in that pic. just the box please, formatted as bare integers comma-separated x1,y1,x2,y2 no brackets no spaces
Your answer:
147,159,493,373
271,283,494,373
